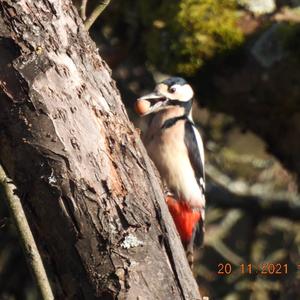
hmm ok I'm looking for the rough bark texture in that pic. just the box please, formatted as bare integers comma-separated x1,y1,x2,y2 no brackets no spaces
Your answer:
0,1,200,299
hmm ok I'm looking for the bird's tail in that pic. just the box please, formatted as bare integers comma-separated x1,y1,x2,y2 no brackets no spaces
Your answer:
166,195,204,268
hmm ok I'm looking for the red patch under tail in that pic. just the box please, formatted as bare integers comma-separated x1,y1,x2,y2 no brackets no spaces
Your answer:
166,196,201,243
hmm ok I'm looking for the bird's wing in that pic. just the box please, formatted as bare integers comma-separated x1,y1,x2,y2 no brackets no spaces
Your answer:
184,121,205,193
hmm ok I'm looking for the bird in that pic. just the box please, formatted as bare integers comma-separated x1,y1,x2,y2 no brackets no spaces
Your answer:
134,77,205,267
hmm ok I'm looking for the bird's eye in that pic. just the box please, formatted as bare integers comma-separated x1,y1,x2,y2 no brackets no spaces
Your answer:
169,86,176,93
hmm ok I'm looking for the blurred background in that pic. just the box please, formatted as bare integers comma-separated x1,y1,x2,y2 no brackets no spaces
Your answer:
1,0,300,299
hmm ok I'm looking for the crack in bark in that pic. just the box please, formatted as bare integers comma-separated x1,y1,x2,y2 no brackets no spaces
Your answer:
0,0,201,298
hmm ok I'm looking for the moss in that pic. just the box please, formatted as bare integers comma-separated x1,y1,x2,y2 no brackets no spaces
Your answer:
138,0,244,75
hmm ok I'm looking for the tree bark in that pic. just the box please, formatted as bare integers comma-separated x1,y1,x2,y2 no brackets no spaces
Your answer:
0,1,200,299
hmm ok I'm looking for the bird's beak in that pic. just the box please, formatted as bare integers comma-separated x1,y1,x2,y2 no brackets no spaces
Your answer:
134,92,168,116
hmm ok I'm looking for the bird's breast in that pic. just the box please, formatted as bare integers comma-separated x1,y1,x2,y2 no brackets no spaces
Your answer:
145,122,204,208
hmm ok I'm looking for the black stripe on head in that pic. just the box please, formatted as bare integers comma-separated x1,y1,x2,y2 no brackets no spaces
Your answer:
161,77,187,87
168,99,193,115
161,115,187,129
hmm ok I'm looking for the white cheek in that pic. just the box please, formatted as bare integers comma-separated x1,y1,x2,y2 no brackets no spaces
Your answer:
168,85,194,101
178,85,194,101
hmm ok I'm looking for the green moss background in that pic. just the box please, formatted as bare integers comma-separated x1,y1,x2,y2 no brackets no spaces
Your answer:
138,0,243,74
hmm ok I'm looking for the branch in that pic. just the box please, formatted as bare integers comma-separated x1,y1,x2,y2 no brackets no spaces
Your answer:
205,210,245,265
80,0,88,20
84,0,110,30
0,165,54,300
206,164,300,220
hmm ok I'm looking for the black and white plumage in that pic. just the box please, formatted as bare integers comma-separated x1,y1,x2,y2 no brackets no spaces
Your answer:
184,120,205,196
135,77,205,211
135,77,206,265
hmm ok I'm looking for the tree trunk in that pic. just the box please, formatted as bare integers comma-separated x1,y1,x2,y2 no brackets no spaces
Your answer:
0,1,200,299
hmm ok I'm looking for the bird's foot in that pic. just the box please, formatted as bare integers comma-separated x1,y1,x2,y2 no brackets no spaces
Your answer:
186,248,194,270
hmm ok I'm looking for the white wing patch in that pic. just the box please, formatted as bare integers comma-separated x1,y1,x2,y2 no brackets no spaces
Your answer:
191,124,205,191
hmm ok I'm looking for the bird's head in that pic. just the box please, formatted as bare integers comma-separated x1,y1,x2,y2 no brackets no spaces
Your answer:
135,77,194,116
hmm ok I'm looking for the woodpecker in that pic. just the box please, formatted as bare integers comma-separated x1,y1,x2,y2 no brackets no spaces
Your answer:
135,77,205,267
